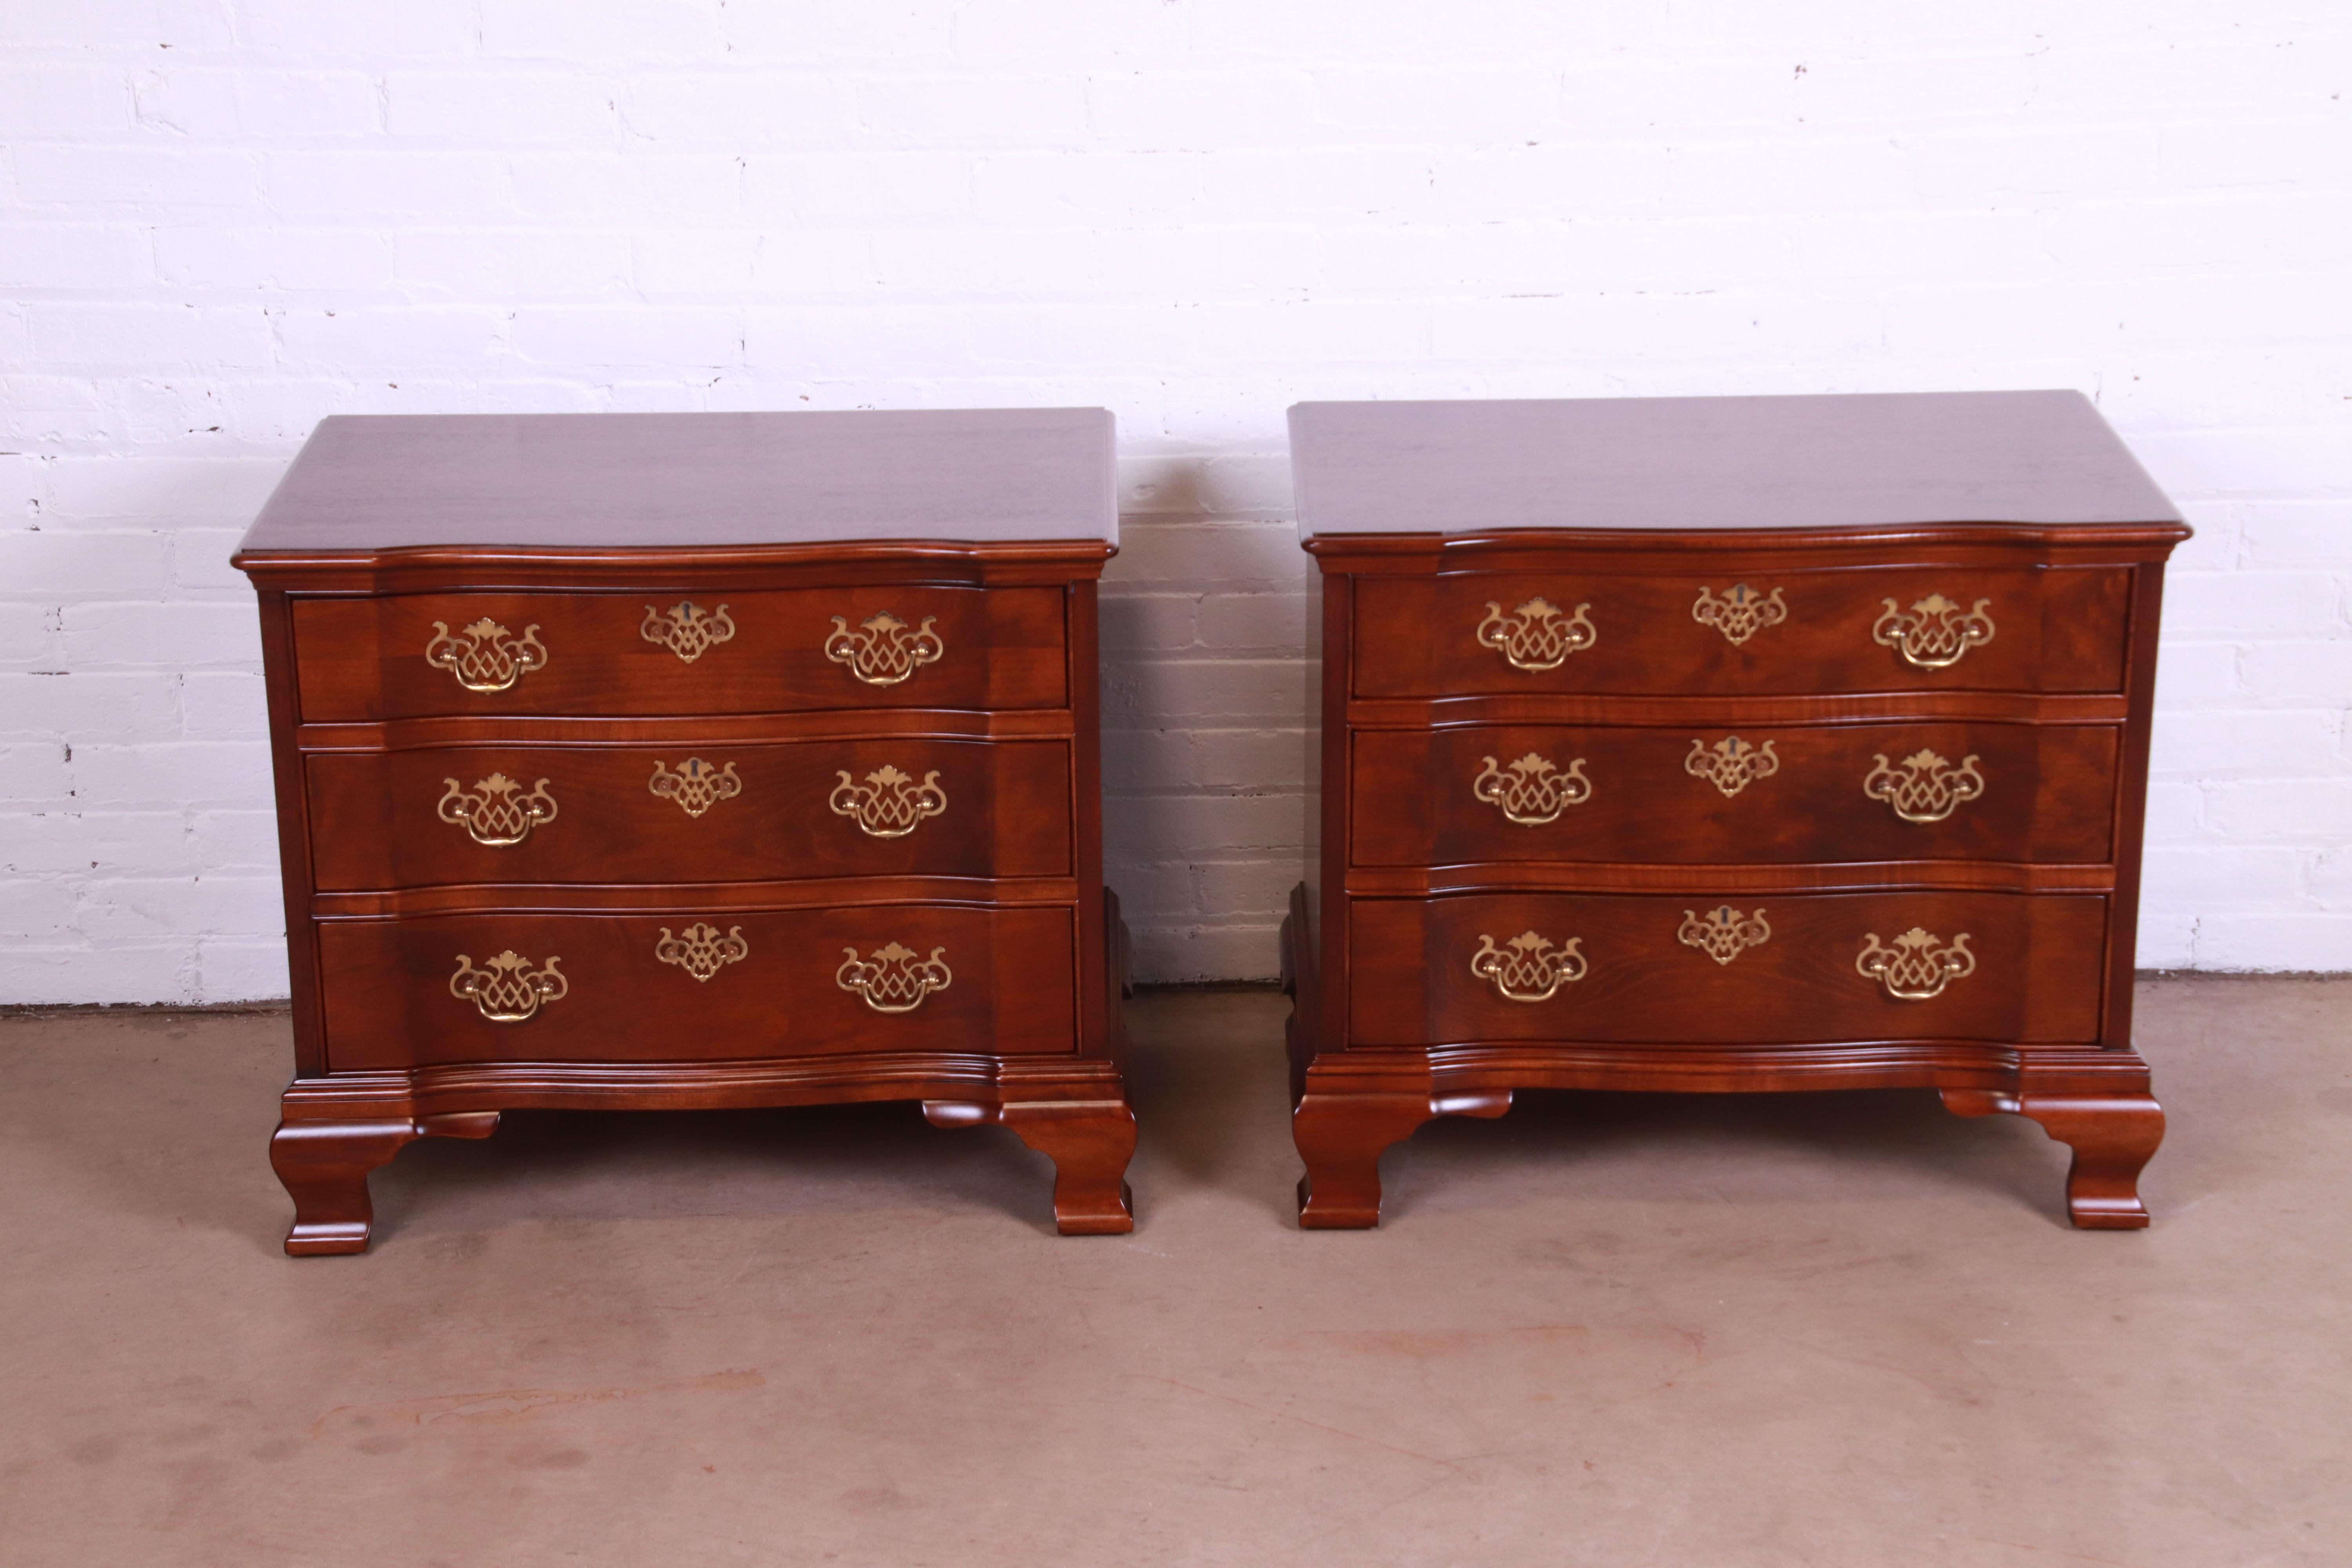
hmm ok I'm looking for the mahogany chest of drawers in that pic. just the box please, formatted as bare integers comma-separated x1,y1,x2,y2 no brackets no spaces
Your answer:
1283,391,2187,1229
236,409,1136,1253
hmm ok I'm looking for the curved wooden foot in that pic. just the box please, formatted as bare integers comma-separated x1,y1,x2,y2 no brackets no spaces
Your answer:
924,1098,1138,1235
1295,1087,1511,1229
1941,1090,2163,1229
1003,1100,1137,1235
269,1111,499,1256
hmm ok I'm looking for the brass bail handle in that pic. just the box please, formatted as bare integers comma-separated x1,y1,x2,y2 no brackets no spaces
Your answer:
1470,930,1588,1003
837,942,953,1014
1873,593,1995,670
425,617,548,693
825,611,945,686
1474,597,1595,671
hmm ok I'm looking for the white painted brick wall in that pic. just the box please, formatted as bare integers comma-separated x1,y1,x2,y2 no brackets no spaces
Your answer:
2,1,2348,1000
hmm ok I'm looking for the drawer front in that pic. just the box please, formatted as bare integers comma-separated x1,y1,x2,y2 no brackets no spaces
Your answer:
1353,722,2118,868
318,904,1077,1071
294,587,1068,721
1352,567,2129,698
308,739,1072,891
1348,892,2105,1045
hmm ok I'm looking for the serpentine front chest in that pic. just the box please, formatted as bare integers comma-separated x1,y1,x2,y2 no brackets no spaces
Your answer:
1282,390,2187,1229
237,408,1136,1253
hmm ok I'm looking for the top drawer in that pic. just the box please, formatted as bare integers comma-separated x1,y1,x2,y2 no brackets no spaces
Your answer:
1352,566,2130,699
293,586,1069,722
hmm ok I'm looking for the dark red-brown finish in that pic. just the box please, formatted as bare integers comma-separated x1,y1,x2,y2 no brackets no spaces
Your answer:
1289,519,2185,1232
291,586,1068,722
307,737,1073,890
238,411,1133,1252
1353,565,2130,698
318,905,1080,1069
1352,722,2119,869
1348,892,2107,1046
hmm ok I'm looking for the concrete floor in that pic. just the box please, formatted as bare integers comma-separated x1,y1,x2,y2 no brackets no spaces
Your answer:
0,980,2347,1568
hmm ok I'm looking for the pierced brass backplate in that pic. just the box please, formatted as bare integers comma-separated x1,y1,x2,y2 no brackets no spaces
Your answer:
449,950,568,1023
648,757,742,819
654,922,748,982
436,772,557,847
830,764,947,838
836,942,953,1014
1678,905,1771,965
424,617,547,693
1470,930,1588,1003
824,612,944,686
1691,583,1788,646
1872,593,1995,670
1474,597,1596,671
1864,749,1986,823
1472,751,1592,826
1856,927,1976,1000
1685,736,1780,798
640,600,736,663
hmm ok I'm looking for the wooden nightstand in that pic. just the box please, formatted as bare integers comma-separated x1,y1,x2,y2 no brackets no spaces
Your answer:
236,409,1136,1253
1283,391,2186,1229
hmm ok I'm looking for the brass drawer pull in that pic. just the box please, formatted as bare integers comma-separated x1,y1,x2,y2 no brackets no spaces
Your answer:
1470,930,1587,1003
1864,749,1985,823
648,757,742,818
425,617,547,693
1857,927,1976,1001
436,772,557,847
1686,736,1779,798
1691,583,1787,646
1873,593,1995,670
831,764,947,838
825,611,944,686
1679,906,1771,965
449,950,568,1023
1475,597,1595,671
1472,751,1591,826
641,600,736,663
655,922,749,982
836,942,953,1014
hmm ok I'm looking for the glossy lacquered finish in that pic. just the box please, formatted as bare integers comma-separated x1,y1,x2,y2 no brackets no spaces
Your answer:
1351,565,2130,697
1285,391,2187,1232
308,737,1074,890
1351,722,2119,869
239,410,1135,1253
292,586,1070,721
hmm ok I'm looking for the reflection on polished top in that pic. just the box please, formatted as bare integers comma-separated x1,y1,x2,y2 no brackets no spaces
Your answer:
238,407,1120,553
1288,389,2180,538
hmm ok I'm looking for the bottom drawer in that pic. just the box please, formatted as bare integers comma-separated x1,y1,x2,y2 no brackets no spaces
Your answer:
317,904,1077,1071
1349,892,2105,1046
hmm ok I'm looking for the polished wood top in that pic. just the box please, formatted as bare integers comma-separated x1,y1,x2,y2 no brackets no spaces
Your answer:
1288,390,2181,537
238,408,1118,554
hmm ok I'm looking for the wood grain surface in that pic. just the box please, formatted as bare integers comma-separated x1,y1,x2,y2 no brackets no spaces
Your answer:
1350,720,2118,868
292,585,1068,721
307,737,1073,890
239,412,1135,1250
1346,890,2107,1045
241,408,1120,551
318,903,1080,1070
1352,564,2131,697
1289,390,2182,536
1287,394,2187,1230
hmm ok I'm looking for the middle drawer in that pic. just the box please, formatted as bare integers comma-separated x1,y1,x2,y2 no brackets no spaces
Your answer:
1353,722,2118,867
309,738,1073,891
